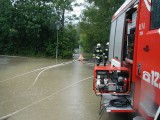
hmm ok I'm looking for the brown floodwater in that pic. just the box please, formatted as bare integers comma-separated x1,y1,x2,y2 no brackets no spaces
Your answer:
0,56,136,120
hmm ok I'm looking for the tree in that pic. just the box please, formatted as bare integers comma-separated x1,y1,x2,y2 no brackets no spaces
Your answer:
0,0,14,54
53,0,75,29
79,0,125,52
0,0,78,58
60,24,78,58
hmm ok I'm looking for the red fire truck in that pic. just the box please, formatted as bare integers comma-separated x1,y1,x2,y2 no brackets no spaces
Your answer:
93,0,160,120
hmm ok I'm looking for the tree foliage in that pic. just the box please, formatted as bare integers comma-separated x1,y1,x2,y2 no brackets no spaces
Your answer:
79,0,125,52
0,0,78,58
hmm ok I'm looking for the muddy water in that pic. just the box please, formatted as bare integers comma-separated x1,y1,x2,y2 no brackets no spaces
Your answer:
0,56,135,120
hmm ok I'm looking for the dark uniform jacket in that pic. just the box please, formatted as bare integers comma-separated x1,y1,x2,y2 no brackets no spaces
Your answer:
103,48,108,59
93,47,103,59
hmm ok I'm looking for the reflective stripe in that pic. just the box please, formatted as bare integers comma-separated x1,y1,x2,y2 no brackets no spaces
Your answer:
105,56,108,58
100,50,102,52
105,49,108,51
154,106,160,120
96,56,100,59
96,50,99,52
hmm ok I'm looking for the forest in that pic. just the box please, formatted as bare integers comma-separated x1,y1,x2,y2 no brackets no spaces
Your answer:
0,0,124,58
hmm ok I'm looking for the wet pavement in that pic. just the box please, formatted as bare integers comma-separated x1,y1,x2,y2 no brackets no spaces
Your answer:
0,56,135,120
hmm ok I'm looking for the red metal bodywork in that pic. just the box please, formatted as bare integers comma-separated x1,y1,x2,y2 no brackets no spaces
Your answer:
93,65,130,94
134,0,160,119
94,0,160,119
120,0,160,119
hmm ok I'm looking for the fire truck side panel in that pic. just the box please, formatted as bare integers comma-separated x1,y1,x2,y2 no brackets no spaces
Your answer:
113,13,126,61
108,13,126,62
132,0,142,110
107,0,160,119
109,20,117,61
109,0,138,62
133,0,160,118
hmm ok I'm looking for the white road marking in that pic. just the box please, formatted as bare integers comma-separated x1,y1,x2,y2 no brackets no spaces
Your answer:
0,60,76,83
28,61,74,89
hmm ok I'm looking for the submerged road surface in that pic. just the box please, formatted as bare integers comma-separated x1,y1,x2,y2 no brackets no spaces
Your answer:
0,56,135,120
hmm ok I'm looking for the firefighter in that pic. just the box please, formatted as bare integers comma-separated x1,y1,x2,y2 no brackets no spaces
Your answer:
93,43,103,66
103,42,109,66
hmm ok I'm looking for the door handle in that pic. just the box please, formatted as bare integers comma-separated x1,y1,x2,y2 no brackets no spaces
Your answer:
143,45,150,52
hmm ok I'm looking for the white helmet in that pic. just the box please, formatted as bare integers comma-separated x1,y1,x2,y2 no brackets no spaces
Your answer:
106,42,109,46
97,43,101,48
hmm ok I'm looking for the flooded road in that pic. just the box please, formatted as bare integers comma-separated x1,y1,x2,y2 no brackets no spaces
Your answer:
0,56,135,120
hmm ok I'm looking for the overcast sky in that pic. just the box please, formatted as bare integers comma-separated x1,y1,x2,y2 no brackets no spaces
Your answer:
72,0,85,17
66,0,85,23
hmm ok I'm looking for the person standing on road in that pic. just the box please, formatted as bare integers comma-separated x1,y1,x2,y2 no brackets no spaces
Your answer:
93,43,103,66
103,42,109,66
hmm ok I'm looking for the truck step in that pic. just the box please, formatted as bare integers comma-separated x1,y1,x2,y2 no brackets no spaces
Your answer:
133,116,146,120
101,93,134,112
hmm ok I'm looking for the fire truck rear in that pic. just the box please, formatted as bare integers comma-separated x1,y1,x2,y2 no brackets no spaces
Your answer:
93,0,160,120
